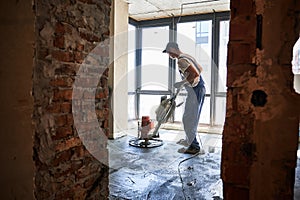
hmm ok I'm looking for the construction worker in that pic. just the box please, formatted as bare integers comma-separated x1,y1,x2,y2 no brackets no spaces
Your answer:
163,42,206,154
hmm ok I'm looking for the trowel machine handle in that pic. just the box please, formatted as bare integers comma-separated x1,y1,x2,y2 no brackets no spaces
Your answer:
150,84,184,138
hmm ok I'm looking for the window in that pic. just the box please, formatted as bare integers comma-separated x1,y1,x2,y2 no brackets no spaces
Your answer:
129,12,230,127
196,21,210,44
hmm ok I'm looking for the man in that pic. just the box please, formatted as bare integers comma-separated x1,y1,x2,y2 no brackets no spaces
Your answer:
162,42,206,154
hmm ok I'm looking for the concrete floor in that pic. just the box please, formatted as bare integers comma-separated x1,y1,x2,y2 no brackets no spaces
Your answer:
108,128,300,200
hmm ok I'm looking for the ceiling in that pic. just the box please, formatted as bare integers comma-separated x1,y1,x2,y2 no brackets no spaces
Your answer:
126,0,230,21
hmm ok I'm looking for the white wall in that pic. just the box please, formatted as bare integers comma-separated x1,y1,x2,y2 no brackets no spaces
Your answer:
109,0,129,138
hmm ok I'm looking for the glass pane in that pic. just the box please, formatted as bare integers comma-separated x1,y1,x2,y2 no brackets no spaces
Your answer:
200,96,210,124
218,20,229,93
177,21,212,94
128,24,136,120
128,94,136,120
139,95,166,120
215,97,226,126
128,24,136,92
141,26,169,90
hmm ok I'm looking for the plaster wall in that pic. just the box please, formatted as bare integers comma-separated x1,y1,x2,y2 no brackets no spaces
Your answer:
0,1,34,199
109,0,129,138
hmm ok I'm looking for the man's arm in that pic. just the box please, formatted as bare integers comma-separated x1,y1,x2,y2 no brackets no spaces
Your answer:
174,64,200,88
185,64,200,85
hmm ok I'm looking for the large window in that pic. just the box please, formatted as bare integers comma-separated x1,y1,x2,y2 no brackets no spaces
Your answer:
129,12,230,127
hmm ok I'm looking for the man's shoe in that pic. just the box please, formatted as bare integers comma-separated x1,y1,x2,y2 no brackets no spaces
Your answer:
176,139,189,147
178,146,203,154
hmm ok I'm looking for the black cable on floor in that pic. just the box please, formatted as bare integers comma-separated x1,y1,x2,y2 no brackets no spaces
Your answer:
177,152,201,200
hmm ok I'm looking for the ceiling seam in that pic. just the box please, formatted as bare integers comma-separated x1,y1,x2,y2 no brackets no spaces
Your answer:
145,0,174,18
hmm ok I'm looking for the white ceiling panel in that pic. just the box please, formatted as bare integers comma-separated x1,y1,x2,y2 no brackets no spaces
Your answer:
126,0,230,21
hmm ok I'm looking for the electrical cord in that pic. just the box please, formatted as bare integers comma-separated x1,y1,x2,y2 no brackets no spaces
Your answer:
177,133,204,200
178,151,202,200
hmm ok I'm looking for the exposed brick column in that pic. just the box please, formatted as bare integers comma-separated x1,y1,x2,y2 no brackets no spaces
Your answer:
32,0,111,199
222,0,300,199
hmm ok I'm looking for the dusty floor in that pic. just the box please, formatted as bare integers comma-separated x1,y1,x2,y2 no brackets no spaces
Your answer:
108,128,300,200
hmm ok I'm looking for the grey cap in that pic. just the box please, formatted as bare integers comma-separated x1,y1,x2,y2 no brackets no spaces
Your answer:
162,42,179,53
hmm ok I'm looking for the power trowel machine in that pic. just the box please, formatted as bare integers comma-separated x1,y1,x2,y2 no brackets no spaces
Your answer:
129,85,184,148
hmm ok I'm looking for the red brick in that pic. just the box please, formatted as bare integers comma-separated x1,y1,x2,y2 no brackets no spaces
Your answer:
66,114,74,125
230,19,256,42
46,103,61,113
84,176,97,188
79,32,100,42
52,126,73,140
227,64,256,87
103,68,109,77
103,108,109,118
53,89,73,101
52,150,72,166
231,0,254,18
52,50,74,62
100,76,108,87
76,43,84,51
54,115,67,127
76,164,100,180
78,0,95,4
73,146,87,158
54,35,65,49
74,51,85,63
50,77,73,87
61,102,71,113
55,22,65,35
55,137,82,152
95,110,104,118
38,47,49,60
104,128,110,137
227,42,254,65
55,188,74,199
55,64,78,76
95,90,105,99
53,161,83,179
102,120,108,128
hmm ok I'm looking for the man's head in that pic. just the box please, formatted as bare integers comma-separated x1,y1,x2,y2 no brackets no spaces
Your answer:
162,42,180,59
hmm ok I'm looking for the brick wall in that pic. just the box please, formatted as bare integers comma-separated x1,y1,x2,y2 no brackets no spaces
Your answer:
222,0,300,199
32,0,111,199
